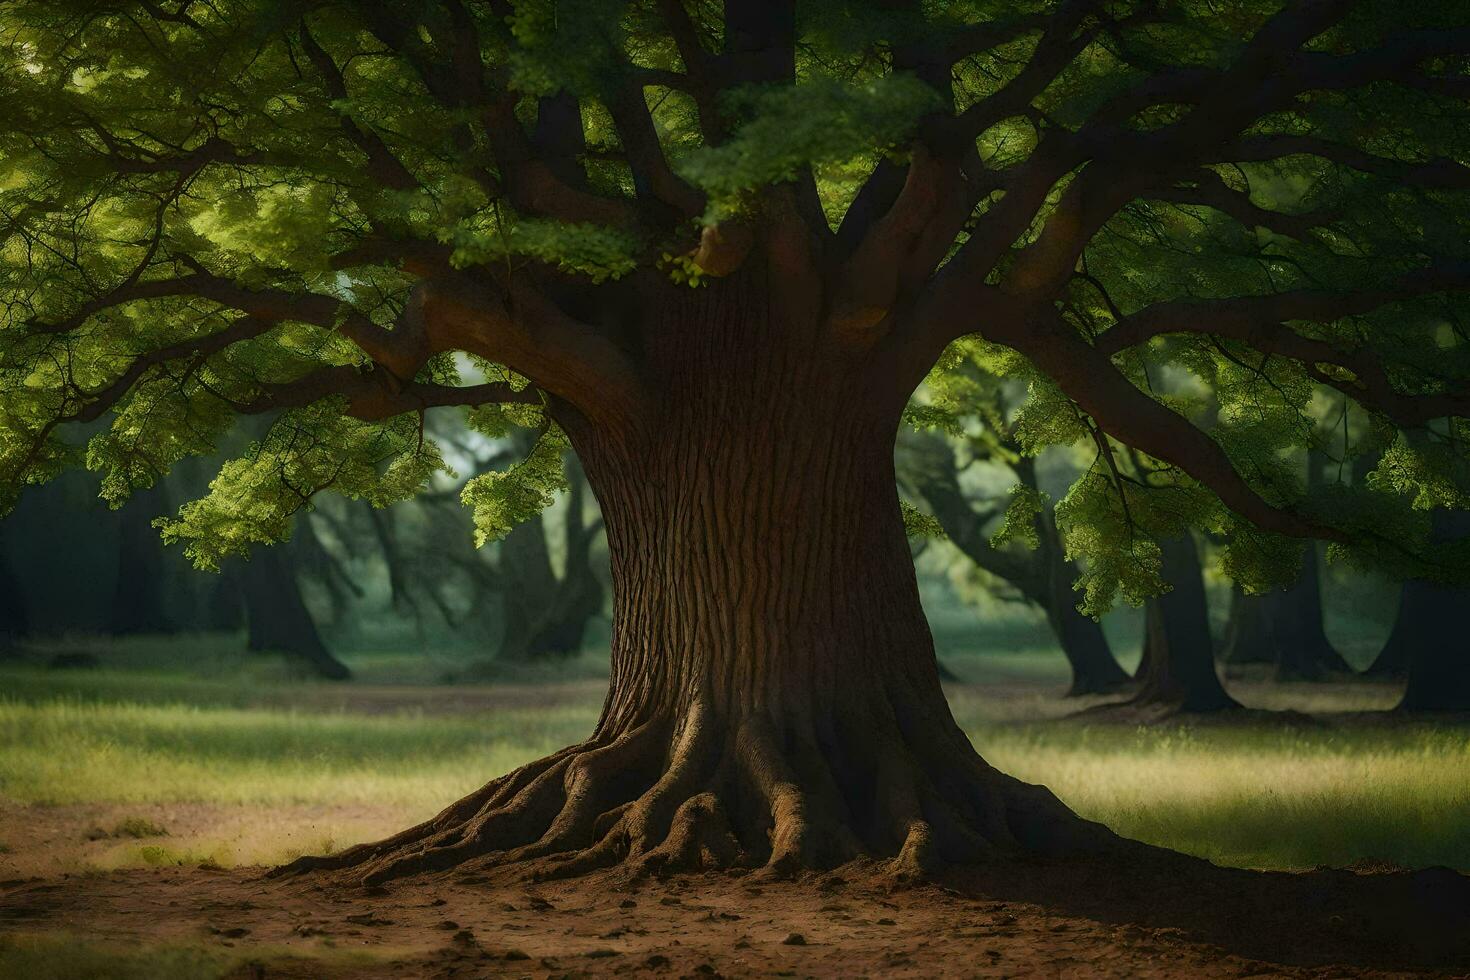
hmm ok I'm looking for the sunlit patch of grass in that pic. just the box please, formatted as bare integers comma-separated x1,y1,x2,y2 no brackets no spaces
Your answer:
0,932,389,980
975,723,1470,872
0,693,597,807
1,663,1466,873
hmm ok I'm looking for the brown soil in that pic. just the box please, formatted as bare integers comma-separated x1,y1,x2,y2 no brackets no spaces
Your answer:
2,853,1467,978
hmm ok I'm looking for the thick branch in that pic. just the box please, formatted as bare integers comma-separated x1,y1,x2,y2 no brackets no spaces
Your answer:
359,4,634,227
1019,321,1346,542
414,276,651,434
27,270,418,379
1218,136,1470,191
1092,262,1470,425
829,146,968,347
1148,170,1337,239
1095,262,1470,356
236,367,542,421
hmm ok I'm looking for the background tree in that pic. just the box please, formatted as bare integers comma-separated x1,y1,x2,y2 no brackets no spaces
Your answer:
4,0,1470,883
899,366,1132,696
0,525,26,652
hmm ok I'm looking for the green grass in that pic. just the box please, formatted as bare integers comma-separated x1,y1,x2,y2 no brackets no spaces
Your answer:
978,723,1470,872
0,691,595,808
1,658,1467,874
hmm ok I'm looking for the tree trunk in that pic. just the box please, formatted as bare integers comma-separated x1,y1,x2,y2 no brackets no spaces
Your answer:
0,526,28,650
1218,586,1273,667
1131,536,1239,713
1267,543,1353,680
1363,585,1411,678
240,544,351,680
1395,510,1470,712
1219,558,1352,679
107,483,174,635
495,511,561,661
277,277,1118,884
1036,507,1132,696
524,458,605,659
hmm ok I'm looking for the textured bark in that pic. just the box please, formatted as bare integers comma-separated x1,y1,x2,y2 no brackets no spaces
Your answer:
276,272,1121,884
1131,536,1239,713
240,544,351,680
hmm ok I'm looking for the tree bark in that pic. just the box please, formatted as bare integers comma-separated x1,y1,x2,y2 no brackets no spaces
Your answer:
1131,535,1239,713
277,273,1120,884
240,543,351,680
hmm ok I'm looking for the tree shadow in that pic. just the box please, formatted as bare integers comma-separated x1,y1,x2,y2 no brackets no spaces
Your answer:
942,849,1470,971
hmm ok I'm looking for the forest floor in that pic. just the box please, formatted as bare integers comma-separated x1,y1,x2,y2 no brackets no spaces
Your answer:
2,643,1468,976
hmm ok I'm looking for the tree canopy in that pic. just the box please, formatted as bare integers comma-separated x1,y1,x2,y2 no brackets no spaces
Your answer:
3,0,1470,611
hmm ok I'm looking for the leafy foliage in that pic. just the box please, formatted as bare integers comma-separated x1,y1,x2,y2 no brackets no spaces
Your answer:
461,427,569,547
1,0,1469,607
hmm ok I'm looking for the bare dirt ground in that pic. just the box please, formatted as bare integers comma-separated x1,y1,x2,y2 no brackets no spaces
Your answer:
3,853,1468,978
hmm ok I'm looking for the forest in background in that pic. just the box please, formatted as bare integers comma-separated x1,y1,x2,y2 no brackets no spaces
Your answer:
0,403,1414,695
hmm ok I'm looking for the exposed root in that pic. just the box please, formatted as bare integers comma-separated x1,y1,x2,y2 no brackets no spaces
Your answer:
271,698,1133,888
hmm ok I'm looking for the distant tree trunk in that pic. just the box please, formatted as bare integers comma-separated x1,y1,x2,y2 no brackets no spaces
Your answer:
297,511,362,623
1395,510,1470,712
1016,457,1132,696
907,444,1131,696
1218,586,1273,666
1039,515,1132,695
495,510,561,662
1267,542,1354,680
1363,587,1411,678
1268,451,1351,679
240,545,350,680
107,483,174,635
1132,535,1238,712
489,452,608,663
205,569,247,632
0,527,28,651
524,458,605,658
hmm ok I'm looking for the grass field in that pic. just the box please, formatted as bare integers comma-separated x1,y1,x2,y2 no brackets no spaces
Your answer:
2,639,1467,877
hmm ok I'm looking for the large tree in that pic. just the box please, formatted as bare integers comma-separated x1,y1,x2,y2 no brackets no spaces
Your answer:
3,0,1470,882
